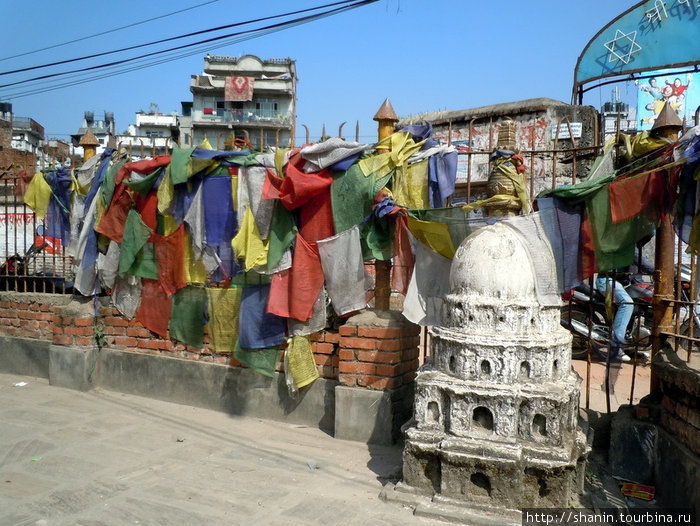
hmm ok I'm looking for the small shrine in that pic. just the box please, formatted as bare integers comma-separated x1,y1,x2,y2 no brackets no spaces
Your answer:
398,221,590,520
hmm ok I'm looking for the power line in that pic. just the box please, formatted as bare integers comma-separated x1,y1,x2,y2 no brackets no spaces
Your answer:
0,0,363,77
0,0,379,100
0,0,221,63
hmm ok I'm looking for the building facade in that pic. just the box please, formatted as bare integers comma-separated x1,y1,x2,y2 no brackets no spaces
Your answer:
398,98,600,199
115,111,180,157
70,111,116,158
187,54,296,150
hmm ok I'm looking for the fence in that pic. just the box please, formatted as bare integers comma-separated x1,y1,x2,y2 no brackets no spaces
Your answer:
1,113,698,414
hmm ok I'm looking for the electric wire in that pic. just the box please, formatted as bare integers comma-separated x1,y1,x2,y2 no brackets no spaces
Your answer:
0,0,220,63
0,1,378,100
0,0,365,77
0,0,378,99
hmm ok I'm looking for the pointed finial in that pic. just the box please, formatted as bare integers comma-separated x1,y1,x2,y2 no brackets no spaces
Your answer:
373,98,398,122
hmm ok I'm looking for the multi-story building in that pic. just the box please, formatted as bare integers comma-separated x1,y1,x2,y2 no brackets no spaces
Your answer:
70,111,116,158
115,111,180,157
186,54,296,150
0,102,42,172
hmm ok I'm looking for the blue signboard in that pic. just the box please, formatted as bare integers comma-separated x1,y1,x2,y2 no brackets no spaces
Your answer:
573,0,700,99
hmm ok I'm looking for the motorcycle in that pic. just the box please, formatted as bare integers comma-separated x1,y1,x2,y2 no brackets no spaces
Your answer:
560,275,653,361
0,241,74,294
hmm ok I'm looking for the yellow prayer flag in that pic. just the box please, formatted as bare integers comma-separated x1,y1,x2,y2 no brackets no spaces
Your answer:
407,216,455,259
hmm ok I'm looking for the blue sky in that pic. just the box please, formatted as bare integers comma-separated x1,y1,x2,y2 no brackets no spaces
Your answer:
0,1,634,144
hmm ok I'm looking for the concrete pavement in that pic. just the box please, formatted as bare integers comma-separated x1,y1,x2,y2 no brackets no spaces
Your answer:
572,356,652,413
0,373,436,526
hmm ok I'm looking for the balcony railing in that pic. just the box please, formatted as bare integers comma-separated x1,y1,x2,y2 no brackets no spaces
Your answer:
196,109,291,126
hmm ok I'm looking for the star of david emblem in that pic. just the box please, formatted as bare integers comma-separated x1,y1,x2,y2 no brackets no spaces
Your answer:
603,29,642,65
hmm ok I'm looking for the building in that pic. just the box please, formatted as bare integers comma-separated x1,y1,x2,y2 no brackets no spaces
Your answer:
0,102,41,173
70,111,116,158
43,139,71,166
398,98,600,199
115,111,180,157
186,54,296,150
601,100,636,142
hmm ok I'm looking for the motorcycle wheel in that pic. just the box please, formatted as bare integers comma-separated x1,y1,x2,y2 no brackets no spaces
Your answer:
560,304,606,360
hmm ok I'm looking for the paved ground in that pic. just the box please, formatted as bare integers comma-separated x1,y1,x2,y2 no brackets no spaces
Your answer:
0,373,437,526
572,356,652,413
0,359,652,526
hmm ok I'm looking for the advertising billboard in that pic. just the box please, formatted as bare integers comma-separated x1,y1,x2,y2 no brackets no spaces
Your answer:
636,69,699,130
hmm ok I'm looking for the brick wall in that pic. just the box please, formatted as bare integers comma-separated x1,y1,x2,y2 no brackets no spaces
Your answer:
0,292,422,391
337,312,420,390
0,298,55,340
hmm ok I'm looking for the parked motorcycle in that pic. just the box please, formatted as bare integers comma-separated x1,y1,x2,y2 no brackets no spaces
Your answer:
0,242,73,293
560,275,653,361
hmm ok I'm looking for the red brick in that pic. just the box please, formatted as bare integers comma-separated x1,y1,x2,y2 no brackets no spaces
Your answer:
307,332,322,342
341,337,376,350
35,312,54,321
314,354,334,367
74,318,93,327
52,335,73,346
74,336,94,346
64,326,93,336
403,347,420,361
137,338,162,350
376,364,401,377
51,325,64,335
375,339,406,351
338,362,375,375
105,316,129,327
338,349,355,361
356,350,401,364
113,336,138,347
103,326,125,336
357,375,400,389
29,303,40,312
399,358,420,374
0,301,11,309
312,342,335,355
126,327,152,338
338,375,357,387
338,325,357,336
357,326,404,339
157,339,174,351
323,331,340,344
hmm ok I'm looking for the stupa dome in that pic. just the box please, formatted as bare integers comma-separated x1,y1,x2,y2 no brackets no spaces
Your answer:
449,222,537,302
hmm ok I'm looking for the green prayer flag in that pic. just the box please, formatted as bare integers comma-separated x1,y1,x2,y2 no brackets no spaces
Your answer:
124,167,162,198
233,340,279,378
169,286,207,348
100,158,128,211
267,200,296,272
170,147,196,185
118,209,153,277
129,242,159,279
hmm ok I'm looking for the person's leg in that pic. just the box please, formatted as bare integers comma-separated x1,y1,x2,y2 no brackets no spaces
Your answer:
596,276,631,362
611,280,633,349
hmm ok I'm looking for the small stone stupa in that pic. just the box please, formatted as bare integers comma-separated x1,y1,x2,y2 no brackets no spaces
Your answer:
399,221,589,521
